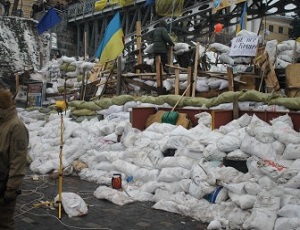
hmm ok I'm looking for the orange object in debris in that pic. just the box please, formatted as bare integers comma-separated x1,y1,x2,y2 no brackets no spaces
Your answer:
112,174,122,189
214,23,223,33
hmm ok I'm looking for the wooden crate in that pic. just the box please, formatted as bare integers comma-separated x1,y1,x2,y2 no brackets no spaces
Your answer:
285,63,300,97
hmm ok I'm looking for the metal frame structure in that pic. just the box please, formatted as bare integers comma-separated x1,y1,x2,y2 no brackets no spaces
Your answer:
66,0,299,58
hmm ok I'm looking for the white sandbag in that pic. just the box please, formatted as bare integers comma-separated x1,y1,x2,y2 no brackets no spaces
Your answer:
265,39,278,64
281,40,300,53
147,149,164,168
272,121,300,145
290,159,300,169
274,217,300,230
285,172,300,189
226,149,250,160
157,167,191,182
160,179,191,193
258,175,277,190
219,80,229,90
221,182,246,195
280,194,300,207
282,143,300,160
270,114,294,129
205,186,228,204
218,120,241,134
207,78,224,89
277,204,300,218
174,148,204,160
277,54,293,63
186,141,206,153
207,220,222,230
157,156,195,170
216,166,252,184
161,135,194,153
132,168,160,182
275,58,291,69
244,181,261,195
209,43,230,53
256,159,286,179
115,120,128,135
219,53,234,65
203,143,226,161
188,180,215,198
243,190,280,230
112,159,140,176
145,122,177,134
138,181,163,193
103,132,118,142
144,44,153,53
196,79,209,92
194,112,212,127
190,163,208,185
152,199,185,215
54,192,88,217
91,161,113,171
277,43,292,53
62,56,77,63
216,131,241,152
240,133,277,160
93,185,134,206
174,42,190,51
126,156,154,168
228,191,256,210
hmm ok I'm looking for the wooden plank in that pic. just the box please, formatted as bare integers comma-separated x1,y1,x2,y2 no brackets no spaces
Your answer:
124,78,157,92
155,55,163,95
136,21,142,73
174,64,180,95
192,42,199,97
227,67,234,91
187,66,192,97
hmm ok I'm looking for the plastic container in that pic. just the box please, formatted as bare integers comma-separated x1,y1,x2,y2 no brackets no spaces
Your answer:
111,174,122,189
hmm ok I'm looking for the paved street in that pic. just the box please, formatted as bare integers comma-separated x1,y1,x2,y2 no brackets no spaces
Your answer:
14,169,208,230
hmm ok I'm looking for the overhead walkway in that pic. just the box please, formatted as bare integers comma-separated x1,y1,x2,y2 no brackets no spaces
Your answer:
66,0,299,57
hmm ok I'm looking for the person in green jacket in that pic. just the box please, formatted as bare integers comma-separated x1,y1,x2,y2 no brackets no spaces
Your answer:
0,89,29,230
152,19,175,73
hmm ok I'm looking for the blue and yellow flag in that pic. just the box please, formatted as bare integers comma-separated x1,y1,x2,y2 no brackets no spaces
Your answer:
236,0,247,35
95,11,124,64
36,8,61,35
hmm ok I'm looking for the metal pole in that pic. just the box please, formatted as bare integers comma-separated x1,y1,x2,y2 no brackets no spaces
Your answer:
58,112,63,219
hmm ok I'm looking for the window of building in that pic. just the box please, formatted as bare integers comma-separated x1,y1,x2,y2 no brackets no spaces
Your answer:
278,26,283,34
269,25,274,32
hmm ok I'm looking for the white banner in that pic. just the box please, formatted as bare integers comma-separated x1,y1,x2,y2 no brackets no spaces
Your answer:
229,36,259,57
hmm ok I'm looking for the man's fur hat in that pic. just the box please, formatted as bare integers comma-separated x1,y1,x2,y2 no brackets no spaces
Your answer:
0,89,14,109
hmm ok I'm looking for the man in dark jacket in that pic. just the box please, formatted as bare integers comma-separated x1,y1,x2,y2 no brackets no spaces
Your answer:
4,0,11,16
0,89,29,230
152,20,175,73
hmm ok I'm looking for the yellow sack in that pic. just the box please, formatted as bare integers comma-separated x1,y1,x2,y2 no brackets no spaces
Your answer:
155,0,184,17
95,0,107,11
118,0,133,7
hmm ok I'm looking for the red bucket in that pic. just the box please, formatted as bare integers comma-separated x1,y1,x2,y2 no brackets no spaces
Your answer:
111,174,122,189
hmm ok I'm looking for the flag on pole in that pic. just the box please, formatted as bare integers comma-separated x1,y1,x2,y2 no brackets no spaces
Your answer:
95,11,124,64
36,8,61,35
236,0,247,35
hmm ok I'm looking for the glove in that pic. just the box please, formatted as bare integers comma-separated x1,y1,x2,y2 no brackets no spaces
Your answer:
4,189,20,203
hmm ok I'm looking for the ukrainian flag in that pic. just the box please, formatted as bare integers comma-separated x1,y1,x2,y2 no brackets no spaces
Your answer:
95,12,124,64
236,0,247,35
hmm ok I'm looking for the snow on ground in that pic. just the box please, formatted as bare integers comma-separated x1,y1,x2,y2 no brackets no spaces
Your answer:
18,101,300,230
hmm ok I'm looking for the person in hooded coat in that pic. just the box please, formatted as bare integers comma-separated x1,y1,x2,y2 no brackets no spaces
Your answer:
152,20,175,73
0,89,29,230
